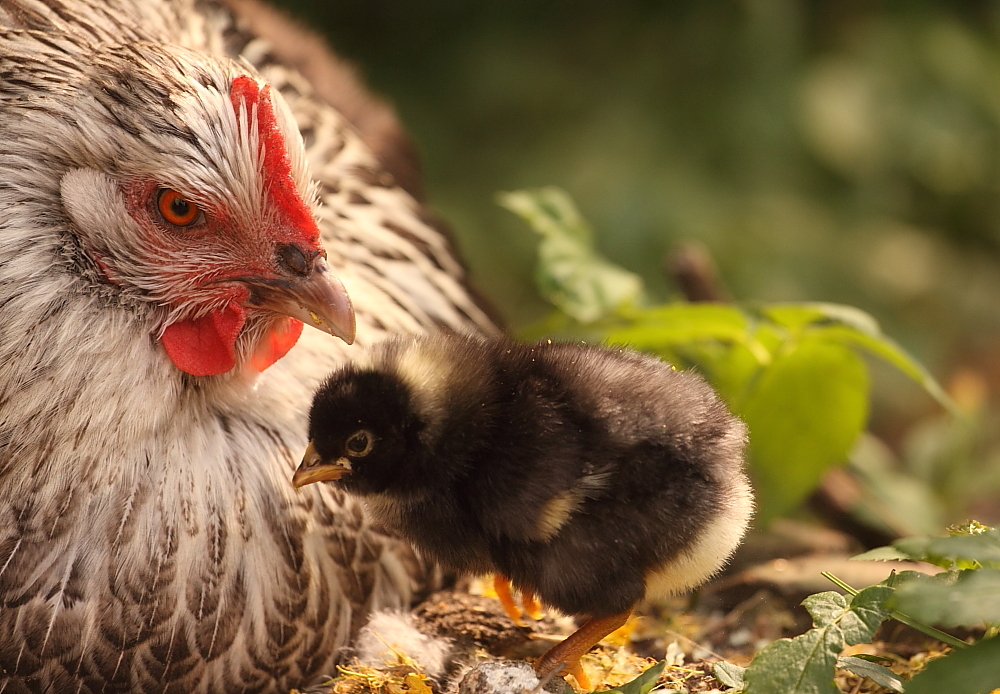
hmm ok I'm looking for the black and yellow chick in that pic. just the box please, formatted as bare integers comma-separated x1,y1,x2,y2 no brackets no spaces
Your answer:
293,334,753,688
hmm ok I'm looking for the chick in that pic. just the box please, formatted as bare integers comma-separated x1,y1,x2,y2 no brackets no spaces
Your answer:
293,334,753,688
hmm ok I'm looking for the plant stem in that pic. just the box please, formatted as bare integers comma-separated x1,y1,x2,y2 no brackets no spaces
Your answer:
820,572,968,650
821,572,856,595
886,609,968,650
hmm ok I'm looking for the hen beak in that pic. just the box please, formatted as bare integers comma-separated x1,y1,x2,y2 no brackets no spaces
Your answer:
239,255,356,344
292,441,353,488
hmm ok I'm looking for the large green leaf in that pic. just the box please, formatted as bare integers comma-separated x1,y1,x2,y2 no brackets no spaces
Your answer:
738,338,870,523
603,303,766,405
762,303,883,335
503,189,954,524
763,303,954,413
603,303,751,349
905,636,1000,694
498,187,645,322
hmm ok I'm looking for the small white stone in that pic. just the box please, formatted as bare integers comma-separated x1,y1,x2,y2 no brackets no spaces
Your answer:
458,660,567,694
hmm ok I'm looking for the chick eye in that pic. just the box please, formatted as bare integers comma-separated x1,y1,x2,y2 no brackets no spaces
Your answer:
345,430,373,457
156,188,203,227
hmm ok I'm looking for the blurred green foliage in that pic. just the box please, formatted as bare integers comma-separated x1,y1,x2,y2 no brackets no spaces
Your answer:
502,186,948,524
273,0,1000,525
275,0,1000,352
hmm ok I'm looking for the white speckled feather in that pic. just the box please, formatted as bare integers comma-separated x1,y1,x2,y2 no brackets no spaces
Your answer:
0,1,496,692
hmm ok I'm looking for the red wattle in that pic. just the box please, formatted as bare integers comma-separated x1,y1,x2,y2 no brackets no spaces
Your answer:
161,303,247,376
251,318,303,372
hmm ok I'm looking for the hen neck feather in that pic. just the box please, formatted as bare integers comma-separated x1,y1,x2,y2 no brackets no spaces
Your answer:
0,149,330,497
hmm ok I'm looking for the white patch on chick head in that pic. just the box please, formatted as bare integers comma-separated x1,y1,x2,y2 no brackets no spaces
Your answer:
390,339,456,424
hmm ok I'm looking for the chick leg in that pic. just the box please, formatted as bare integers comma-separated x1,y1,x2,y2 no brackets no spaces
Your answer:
534,609,632,691
493,575,524,626
521,588,543,621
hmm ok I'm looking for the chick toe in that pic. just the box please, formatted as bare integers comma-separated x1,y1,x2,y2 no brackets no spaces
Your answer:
534,610,632,690
493,574,524,626
522,589,543,621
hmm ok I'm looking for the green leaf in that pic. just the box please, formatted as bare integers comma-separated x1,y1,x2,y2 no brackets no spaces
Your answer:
799,588,890,643
890,568,1000,628
885,569,934,587
848,435,947,537
802,592,849,628
841,585,893,643
905,636,1000,694
818,325,955,415
850,546,913,562
498,187,645,323
666,340,764,406
603,304,751,349
836,656,904,693
894,529,1000,569
598,660,666,694
761,303,954,414
713,661,747,690
738,337,869,523
603,303,767,406
763,303,882,335
744,628,842,694
848,654,894,664
744,582,895,694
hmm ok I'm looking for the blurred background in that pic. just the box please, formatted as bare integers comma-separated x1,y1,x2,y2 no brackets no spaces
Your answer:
274,0,1000,531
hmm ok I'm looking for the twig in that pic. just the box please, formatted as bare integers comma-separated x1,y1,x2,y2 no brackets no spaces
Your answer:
524,663,564,694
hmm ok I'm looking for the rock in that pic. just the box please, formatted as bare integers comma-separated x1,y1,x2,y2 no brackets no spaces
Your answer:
457,661,568,694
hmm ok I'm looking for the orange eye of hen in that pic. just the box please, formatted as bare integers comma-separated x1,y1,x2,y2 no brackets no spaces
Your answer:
156,188,202,227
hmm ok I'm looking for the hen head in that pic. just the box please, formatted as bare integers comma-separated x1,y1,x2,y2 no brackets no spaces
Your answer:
54,43,354,377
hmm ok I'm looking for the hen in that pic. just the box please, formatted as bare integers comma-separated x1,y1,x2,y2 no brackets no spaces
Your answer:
0,1,496,692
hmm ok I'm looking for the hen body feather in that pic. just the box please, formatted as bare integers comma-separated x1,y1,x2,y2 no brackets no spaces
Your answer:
0,1,495,692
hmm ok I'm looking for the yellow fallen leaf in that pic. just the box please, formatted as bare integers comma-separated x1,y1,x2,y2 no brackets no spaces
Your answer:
404,673,433,694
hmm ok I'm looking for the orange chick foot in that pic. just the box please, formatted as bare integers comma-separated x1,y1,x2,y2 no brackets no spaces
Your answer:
493,575,524,626
533,610,632,691
521,588,543,621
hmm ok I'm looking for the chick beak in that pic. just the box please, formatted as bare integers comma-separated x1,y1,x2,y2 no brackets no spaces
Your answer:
237,247,356,345
292,441,353,488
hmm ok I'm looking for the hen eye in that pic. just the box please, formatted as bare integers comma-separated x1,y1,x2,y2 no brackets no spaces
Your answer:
345,430,373,457
156,188,203,227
